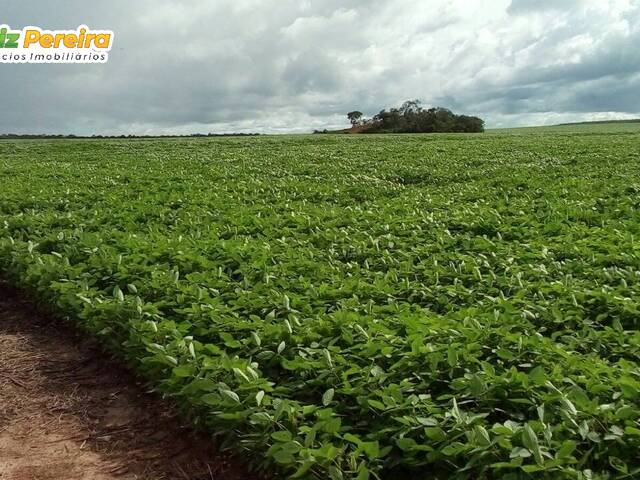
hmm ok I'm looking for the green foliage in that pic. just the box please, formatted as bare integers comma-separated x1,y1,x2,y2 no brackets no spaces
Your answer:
355,100,485,133
1,131,640,479
347,111,364,127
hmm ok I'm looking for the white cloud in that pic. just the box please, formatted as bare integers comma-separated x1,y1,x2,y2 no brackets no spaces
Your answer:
1,0,639,134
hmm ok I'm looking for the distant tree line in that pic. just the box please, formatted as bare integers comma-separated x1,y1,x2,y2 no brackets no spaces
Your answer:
0,133,261,140
341,100,484,133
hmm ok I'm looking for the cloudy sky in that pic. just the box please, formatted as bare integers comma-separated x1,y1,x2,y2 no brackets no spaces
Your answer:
3,0,640,134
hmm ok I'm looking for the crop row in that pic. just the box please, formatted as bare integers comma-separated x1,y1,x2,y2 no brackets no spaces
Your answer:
1,134,640,479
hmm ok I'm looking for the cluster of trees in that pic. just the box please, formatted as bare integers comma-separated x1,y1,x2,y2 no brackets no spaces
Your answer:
347,100,484,133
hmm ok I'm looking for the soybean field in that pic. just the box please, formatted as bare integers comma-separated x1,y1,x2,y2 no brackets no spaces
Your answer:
1,128,640,479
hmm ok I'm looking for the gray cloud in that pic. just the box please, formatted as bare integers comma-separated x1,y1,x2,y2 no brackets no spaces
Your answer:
507,0,586,15
2,0,640,134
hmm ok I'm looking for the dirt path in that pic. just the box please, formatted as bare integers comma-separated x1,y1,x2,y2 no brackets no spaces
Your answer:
0,284,257,480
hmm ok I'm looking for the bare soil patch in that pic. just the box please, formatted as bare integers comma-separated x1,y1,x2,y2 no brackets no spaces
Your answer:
0,283,258,480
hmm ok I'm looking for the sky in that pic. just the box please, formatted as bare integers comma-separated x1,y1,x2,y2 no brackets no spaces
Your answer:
2,0,640,134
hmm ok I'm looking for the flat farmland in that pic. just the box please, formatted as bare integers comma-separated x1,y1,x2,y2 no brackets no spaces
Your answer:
1,130,639,479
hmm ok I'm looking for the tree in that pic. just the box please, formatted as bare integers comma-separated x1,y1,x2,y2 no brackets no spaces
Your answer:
347,101,484,134
347,111,363,127
399,100,421,116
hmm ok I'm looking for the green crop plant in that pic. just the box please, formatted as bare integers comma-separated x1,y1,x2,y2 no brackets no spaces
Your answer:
1,131,639,479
